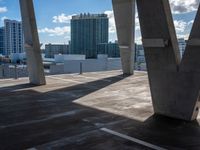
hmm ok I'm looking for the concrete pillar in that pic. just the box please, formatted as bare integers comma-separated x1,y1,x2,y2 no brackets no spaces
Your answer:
19,0,46,85
112,0,135,75
179,4,200,120
137,0,200,121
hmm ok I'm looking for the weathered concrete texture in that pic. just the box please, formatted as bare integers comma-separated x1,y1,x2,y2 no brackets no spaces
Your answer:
112,0,135,75
137,0,200,121
19,0,46,85
1,71,200,149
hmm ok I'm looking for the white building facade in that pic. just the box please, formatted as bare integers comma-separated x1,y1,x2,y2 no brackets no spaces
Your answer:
4,19,24,56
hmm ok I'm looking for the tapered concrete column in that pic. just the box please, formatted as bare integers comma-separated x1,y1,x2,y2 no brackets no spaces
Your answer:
137,0,200,121
112,0,135,75
19,0,46,85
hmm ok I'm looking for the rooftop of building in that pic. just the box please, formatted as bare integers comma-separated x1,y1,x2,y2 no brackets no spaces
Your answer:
4,19,22,23
1,70,200,150
72,13,108,20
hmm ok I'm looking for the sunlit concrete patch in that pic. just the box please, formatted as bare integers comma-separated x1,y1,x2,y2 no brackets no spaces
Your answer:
73,71,153,121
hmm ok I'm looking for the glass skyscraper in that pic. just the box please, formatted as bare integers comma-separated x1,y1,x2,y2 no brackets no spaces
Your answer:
71,13,109,58
0,27,4,55
4,19,24,56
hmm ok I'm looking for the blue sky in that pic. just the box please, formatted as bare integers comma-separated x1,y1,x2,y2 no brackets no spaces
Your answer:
0,0,199,47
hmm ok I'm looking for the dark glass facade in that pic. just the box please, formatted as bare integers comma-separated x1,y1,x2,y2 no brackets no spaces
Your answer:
71,14,109,58
0,27,4,55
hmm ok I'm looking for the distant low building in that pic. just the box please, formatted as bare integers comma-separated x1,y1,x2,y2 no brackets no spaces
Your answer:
54,54,86,63
135,44,146,71
49,54,122,74
97,42,120,58
178,38,186,58
135,38,187,71
45,44,70,58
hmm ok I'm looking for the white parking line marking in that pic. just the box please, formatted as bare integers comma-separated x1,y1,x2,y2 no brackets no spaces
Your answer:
100,128,167,150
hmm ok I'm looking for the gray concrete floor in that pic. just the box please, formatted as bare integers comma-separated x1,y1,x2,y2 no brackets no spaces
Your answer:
0,70,200,150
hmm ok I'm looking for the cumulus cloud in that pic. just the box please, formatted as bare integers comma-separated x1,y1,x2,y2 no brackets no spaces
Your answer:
135,12,140,31
38,26,70,36
174,20,187,32
53,13,75,23
170,0,199,14
187,20,194,25
1,16,7,22
104,10,140,33
0,7,7,13
104,10,116,33
39,13,74,37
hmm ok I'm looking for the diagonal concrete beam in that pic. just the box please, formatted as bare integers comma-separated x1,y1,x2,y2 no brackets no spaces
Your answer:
137,0,200,121
112,0,135,75
179,5,200,120
19,0,46,85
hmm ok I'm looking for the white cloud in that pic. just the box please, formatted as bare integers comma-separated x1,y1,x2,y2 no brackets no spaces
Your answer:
1,16,7,22
0,7,7,13
104,10,116,33
38,26,70,36
39,13,74,37
104,10,140,33
173,19,195,35
187,20,194,25
135,36,142,44
53,13,75,23
39,13,74,38
174,20,187,33
135,12,140,31
170,0,199,14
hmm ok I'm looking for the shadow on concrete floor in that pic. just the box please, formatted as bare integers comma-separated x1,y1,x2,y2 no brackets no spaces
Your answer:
0,74,200,150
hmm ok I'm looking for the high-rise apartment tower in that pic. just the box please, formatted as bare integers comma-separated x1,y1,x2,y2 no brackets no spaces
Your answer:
71,13,109,58
4,19,24,56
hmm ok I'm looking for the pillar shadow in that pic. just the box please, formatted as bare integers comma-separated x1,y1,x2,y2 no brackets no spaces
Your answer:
0,74,200,150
